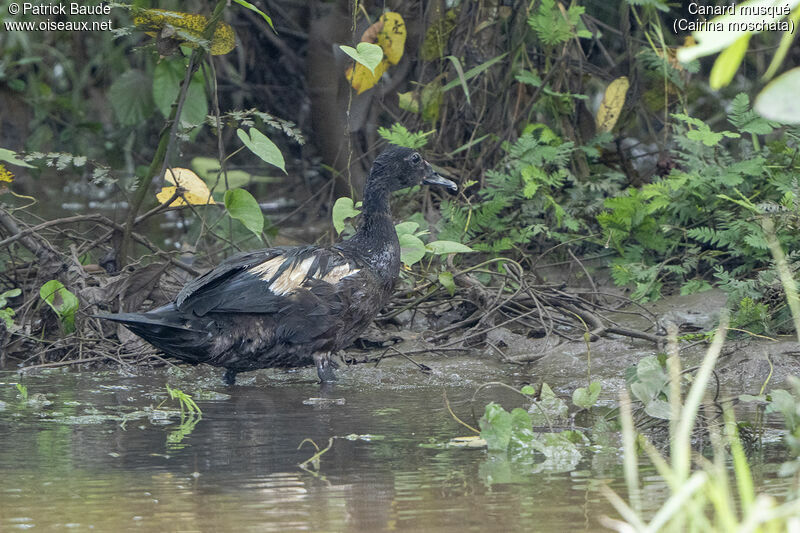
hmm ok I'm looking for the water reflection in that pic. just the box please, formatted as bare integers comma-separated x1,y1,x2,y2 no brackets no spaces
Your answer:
0,367,792,532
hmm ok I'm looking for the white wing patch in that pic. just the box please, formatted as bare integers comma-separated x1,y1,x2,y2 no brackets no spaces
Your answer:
249,256,285,280
268,256,315,295
249,254,360,296
322,264,361,284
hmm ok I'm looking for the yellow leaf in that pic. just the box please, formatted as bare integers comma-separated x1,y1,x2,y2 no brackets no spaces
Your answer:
421,79,443,123
346,59,390,95
377,12,406,65
595,76,630,133
0,164,13,183
156,167,216,206
344,12,405,93
132,8,235,55
397,91,420,114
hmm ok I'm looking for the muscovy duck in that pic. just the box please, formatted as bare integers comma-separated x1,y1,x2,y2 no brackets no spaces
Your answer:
98,147,457,384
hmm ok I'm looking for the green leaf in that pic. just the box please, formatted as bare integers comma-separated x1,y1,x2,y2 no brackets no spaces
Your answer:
673,113,740,146
520,385,536,396
232,0,275,31
738,394,767,404
728,93,774,135
394,221,420,236
509,407,533,437
153,59,208,126
765,389,799,430
426,240,473,254
339,42,384,74
397,91,419,114
39,280,79,334
479,402,512,452
224,188,264,237
755,67,800,124
0,288,21,307
644,399,672,420
438,271,455,296
0,310,14,330
709,34,750,90
332,197,361,235
377,123,432,149
109,69,154,126
530,383,569,425
572,381,601,409
237,128,286,173
399,233,426,266
0,148,34,168
444,55,471,106
515,69,543,87
528,0,589,45
441,53,507,93
680,279,713,296
629,356,668,405
191,157,251,190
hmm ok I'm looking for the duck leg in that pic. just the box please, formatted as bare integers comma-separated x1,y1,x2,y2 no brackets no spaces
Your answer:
222,368,238,386
314,352,337,382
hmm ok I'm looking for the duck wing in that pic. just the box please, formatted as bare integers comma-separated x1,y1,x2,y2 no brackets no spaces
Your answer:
175,246,364,319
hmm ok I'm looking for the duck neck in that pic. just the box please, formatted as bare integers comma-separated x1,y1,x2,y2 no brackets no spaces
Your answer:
340,184,400,285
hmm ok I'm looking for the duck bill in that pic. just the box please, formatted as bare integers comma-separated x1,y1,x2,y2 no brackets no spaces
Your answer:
422,165,457,192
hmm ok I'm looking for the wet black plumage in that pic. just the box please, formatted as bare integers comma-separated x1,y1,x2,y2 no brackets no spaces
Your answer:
97,147,457,384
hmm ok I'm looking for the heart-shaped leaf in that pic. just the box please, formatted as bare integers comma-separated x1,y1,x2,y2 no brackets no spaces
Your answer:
237,128,286,173
224,188,264,237
339,42,384,74
332,197,362,235
479,402,512,452
399,233,426,266
572,381,601,409
394,221,420,236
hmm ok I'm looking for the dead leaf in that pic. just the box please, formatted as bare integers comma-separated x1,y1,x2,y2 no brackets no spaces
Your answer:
377,12,406,65
0,164,13,183
156,167,216,206
595,76,629,133
133,8,236,55
101,262,170,312
345,60,390,95
344,12,406,94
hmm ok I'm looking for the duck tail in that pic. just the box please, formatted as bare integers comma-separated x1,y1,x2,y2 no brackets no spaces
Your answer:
94,304,213,361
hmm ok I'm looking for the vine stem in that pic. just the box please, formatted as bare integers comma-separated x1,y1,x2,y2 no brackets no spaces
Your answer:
117,0,228,269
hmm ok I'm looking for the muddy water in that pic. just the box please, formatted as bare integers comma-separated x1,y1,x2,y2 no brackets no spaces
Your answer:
0,358,793,532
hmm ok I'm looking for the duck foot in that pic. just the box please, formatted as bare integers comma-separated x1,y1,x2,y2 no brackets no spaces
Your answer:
314,353,337,383
222,368,237,386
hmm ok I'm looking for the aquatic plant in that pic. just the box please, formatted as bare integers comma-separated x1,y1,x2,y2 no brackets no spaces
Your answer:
602,320,800,531
164,384,202,417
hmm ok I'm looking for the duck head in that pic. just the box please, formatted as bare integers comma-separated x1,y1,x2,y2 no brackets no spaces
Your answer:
368,146,457,193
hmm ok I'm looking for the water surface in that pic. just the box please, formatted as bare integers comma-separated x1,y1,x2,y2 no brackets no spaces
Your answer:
0,359,792,532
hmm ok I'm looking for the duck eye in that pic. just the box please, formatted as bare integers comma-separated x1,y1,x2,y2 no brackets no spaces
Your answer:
410,153,421,164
